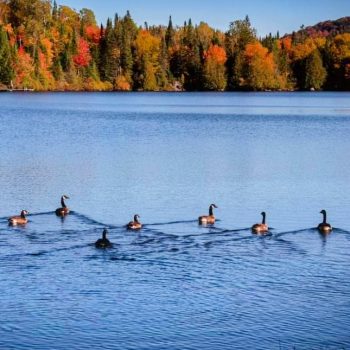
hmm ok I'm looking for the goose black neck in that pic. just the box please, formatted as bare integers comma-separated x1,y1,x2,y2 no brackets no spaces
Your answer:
209,206,214,216
21,212,26,219
322,211,327,224
61,197,66,208
102,230,107,239
134,215,139,223
262,213,266,224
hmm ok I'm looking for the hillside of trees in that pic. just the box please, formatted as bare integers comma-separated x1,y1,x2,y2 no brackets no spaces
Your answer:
0,0,349,91
288,17,350,38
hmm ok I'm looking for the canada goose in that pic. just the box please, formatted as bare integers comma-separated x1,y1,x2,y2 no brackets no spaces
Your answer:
127,215,142,230
55,195,70,216
198,204,218,225
95,229,112,248
252,212,269,234
318,210,332,234
8,210,29,226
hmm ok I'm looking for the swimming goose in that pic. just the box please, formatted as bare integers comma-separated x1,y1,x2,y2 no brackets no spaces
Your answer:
127,215,142,230
8,210,29,226
198,204,218,225
95,229,112,248
252,212,269,234
55,195,70,216
318,210,332,233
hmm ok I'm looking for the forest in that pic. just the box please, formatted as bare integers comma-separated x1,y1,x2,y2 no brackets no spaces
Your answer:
0,0,349,91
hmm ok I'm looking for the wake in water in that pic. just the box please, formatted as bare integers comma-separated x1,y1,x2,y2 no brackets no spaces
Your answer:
0,210,349,262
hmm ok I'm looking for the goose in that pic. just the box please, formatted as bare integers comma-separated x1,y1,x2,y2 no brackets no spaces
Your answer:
318,209,332,234
127,215,142,230
8,210,29,226
95,229,112,248
55,195,70,217
252,212,269,234
198,204,218,225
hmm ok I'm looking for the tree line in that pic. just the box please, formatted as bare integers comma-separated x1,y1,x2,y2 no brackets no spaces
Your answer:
0,0,349,91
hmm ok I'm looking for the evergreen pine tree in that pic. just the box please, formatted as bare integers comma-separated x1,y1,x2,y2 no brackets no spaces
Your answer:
105,19,119,81
165,16,175,48
52,57,64,81
98,24,108,80
99,18,121,83
60,43,72,72
52,0,58,21
304,49,327,90
184,18,195,48
225,16,256,89
114,13,119,29
0,26,14,85
157,35,169,88
121,31,133,81
71,29,78,56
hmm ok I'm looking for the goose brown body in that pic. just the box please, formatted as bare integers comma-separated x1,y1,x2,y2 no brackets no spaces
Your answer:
55,195,70,217
95,229,112,248
127,215,142,230
252,212,269,234
198,204,218,225
318,210,332,234
8,210,29,226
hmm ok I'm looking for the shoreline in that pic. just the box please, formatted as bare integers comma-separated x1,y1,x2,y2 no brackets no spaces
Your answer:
1,89,349,93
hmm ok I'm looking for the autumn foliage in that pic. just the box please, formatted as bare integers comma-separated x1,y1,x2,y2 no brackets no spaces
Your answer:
85,25,100,44
203,45,227,90
13,45,34,88
73,38,92,67
204,45,227,64
0,0,349,91
244,42,277,90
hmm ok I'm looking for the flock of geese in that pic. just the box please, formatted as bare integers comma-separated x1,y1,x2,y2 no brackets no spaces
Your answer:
7,196,333,249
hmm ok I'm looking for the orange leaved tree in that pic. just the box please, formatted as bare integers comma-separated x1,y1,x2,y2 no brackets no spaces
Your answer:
244,42,278,90
203,44,227,90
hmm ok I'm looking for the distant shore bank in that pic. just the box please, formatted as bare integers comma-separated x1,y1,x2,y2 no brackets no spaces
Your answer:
1,88,347,93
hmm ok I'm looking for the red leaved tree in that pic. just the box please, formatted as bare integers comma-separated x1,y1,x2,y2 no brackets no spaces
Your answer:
73,38,92,67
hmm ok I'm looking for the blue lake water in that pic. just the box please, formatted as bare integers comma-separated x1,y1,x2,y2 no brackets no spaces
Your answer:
0,92,350,349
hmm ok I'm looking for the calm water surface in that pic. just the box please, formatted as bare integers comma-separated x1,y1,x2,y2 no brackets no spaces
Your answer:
0,92,350,349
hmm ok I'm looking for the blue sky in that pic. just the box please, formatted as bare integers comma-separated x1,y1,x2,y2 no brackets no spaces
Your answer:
59,0,350,36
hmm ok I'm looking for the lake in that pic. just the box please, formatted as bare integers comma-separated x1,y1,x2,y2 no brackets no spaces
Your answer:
0,92,350,349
